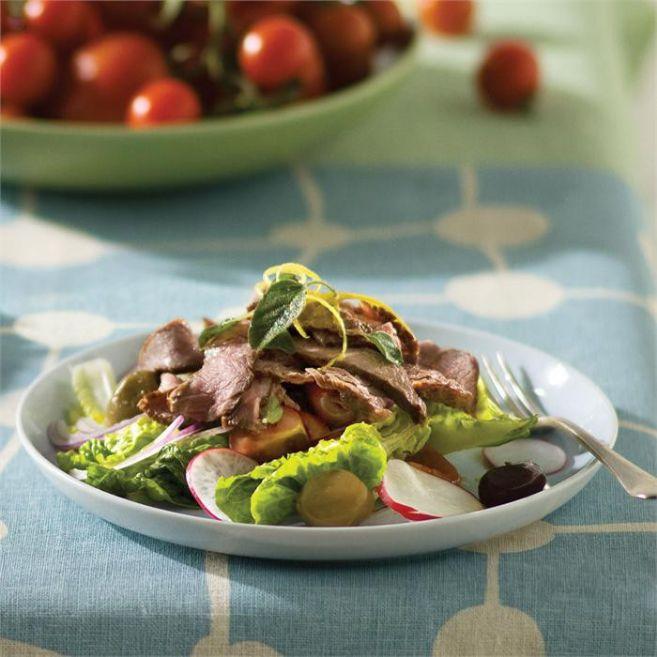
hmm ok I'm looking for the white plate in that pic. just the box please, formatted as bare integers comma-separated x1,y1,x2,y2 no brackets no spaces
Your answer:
16,322,617,561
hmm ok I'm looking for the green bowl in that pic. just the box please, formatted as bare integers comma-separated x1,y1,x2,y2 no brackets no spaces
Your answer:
1,39,417,191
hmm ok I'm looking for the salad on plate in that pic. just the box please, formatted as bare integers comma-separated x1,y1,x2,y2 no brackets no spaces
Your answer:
51,263,566,527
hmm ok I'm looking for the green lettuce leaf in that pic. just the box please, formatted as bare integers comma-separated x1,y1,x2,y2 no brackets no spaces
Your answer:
375,408,431,459
85,430,229,507
215,423,387,525
57,416,165,471
427,380,537,454
71,358,116,424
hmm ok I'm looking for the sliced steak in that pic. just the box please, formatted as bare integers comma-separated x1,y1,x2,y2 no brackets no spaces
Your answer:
405,365,476,413
293,341,426,422
414,340,479,413
168,340,255,423
306,367,392,423
225,376,274,431
254,352,313,385
138,319,203,374
138,389,176,425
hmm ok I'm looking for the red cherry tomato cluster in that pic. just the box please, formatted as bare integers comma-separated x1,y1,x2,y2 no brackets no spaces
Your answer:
0,0,412,127
418,0,540,112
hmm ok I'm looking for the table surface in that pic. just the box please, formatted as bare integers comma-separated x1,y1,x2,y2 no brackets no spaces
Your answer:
1,2,656,656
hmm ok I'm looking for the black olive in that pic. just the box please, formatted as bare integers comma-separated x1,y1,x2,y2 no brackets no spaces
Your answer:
478,462,547,508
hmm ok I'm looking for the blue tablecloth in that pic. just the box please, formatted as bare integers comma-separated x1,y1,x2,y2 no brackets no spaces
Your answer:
1,2,656,656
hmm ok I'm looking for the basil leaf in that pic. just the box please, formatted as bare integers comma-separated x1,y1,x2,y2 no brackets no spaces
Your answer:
262,395,283,425
365,331,403,366
199,318,240,348
266,331,296,354
249,279,306,351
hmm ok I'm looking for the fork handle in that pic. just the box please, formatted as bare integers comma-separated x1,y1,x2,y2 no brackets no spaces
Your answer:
538,417,657,499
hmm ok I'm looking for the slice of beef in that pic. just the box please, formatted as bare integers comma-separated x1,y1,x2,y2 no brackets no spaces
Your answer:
306,367,392,423
225,377,300,432
225,376,274,431
168,340,255,423
138,389,176,425
413,340,479,413
405,365,476,413
138,319,203,374
159,372,181,392
293,341,426,422
254,352,313,385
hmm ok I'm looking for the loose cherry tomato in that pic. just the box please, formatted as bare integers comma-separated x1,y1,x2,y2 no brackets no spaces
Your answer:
477,40,539,111
361,0,409,46
227,1,298,37
23,0,92,50
127,78,202,127
229,407,310,463
72,33,168,110
301,3,375,88
0,33,56,107
306,384,356,428
238,15,325,97
419,0,474,36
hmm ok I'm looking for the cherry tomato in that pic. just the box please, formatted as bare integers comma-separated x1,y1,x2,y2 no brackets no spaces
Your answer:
227,1,298,37
301,3,375,88
477,40,539,111
299,411,330,443
97,1,156,30
127,78,202,127
0,33,57,107
72,33,168,110
80,3,104,44
229,407,310,463
239,15,325,97
361,0,409,46
23,0,91,49
54,82,125,122
306,384,356,428
419,0,474,36
1,103,26,119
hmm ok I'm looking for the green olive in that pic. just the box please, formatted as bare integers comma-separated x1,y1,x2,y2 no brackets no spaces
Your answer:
297,469,374,527
106,370,158,424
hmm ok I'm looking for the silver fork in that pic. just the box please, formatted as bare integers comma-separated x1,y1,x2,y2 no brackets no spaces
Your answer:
481,352,657,500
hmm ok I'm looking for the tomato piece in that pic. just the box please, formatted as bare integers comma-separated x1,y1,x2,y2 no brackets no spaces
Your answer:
306,384,357,428
23,0,92,50
97,1,156,30
408,445,460,483
0,33,57,107
229,407,310,463
127,78,202,127
299,411,330,443
477,40,539,112
301,3,375,89
227,1,298,37
419,0,474,36
72,33,168,111
1,103,26,119
238,15,325,97
361,0,410,46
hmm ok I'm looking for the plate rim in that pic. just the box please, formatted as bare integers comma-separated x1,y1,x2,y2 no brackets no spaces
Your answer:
16,319,618,537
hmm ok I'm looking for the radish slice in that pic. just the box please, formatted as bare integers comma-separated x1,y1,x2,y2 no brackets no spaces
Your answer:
186,448,257,520
379,459,483,521
483,438,566,474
